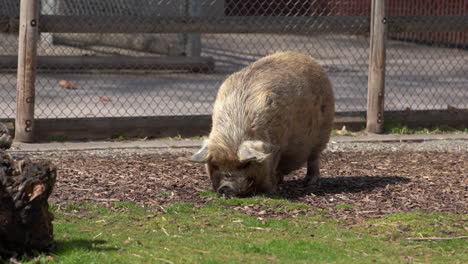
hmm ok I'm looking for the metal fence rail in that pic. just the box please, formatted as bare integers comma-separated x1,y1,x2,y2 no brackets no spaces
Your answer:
0,0,467,141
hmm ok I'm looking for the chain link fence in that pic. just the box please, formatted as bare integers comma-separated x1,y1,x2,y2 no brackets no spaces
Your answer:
1,0,467,121
385,0,468,111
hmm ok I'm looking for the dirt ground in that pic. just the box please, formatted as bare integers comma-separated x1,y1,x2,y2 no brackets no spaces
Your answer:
38,149,467,223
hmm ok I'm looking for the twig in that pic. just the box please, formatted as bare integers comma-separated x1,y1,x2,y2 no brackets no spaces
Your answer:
407,236,468,241
8,258,22,264
183,247,209,254
159,205,167,213
84,198,120,202
154,258,174,264
161,227,170,237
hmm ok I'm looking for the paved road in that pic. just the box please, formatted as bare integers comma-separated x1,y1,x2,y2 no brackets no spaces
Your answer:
1,33,467,118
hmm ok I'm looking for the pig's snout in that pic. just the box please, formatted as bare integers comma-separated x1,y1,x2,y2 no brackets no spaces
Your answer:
217,184,236,196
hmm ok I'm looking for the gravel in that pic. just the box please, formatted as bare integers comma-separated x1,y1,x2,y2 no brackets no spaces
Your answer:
327,139,468,153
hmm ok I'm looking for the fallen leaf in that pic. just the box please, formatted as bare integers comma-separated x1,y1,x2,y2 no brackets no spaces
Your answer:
59,80,78,89
336,125,348,136
403,107,412,115
100,96,112,102
447,105,458,113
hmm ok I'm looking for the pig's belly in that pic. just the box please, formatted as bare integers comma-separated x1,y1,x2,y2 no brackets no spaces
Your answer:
276,152,308,175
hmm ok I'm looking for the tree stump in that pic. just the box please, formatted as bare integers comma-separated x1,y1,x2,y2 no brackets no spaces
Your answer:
0,123,12,150
0,123,57,259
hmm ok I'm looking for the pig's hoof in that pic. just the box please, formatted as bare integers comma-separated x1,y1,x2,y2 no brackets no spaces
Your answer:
303,176,320,186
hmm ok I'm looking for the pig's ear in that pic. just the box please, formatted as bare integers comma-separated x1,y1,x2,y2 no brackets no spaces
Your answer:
190,140,210,163
238,140,275,163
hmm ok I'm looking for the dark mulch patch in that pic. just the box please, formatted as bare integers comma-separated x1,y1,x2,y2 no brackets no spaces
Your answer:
48,151,466,222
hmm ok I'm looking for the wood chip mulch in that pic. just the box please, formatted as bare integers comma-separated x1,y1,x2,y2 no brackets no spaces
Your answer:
47,151,466,223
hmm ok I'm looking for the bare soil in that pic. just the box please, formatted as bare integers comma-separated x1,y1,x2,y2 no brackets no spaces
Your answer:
46,151,466,223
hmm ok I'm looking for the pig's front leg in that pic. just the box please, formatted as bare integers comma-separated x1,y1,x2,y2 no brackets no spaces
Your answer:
304,154,320,185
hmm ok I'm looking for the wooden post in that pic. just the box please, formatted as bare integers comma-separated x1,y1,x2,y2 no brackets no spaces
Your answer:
185,0,202,57
366,0,387,134
15,0,40,142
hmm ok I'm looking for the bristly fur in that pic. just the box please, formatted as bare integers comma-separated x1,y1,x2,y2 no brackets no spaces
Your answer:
201,51,335,194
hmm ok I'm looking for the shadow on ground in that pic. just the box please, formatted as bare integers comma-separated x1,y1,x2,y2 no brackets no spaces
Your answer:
52,239,117,254
280,176,410,199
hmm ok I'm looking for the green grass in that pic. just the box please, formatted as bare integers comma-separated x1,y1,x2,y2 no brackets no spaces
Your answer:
110,133,129,141
51,135,67,142
335,204,354,210
383,122,468,135
166,135,205,141
213,195,310,213
17,200,467,264
330,122,467,137
198,190,221,198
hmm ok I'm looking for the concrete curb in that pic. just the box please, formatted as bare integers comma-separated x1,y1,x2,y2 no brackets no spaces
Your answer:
9,134,468,152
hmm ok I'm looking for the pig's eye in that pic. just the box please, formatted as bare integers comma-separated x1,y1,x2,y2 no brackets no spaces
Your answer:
237,162,251,170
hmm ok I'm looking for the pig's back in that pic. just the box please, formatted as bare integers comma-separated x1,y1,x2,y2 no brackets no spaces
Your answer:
212,52,335,172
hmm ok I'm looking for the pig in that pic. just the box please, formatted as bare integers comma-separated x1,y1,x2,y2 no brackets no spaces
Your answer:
191,52,335,196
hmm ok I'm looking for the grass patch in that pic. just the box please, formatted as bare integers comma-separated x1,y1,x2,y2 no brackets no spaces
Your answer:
166,134,205,141
199,190,220,198
315,209,331,214
157,191,171,197
51,135,67,142
164,203,195,214
335,204,354,210
110,133,129,141
383,122,467,135
17,203,467,264
329,122,467,137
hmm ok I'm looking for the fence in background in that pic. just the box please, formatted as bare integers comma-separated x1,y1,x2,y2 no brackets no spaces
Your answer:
0,0,467,141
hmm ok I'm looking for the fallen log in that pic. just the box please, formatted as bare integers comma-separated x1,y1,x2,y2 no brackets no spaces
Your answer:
0,123,57,259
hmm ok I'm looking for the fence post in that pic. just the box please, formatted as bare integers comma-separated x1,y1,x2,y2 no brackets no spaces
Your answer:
366,0,387,134
15,0,39,142
185,0,202,57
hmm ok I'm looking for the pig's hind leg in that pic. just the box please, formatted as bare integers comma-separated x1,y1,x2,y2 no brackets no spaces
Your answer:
304,154,320,185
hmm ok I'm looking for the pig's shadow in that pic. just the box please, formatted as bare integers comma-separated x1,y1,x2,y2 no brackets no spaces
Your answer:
51,239,117,254
278,175,410,199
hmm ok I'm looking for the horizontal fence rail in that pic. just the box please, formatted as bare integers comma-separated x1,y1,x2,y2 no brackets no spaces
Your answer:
1,15,468,34
1,110,466,141
0,55,215,71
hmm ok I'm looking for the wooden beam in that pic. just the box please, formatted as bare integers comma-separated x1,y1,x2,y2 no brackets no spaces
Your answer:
1,110,466,142
185,0,202,57
1,15,371,34
0,55,215,72
2,15,467,34
33,116,213,141
367,0,387,134
15,0,40,143
386,15,468,33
